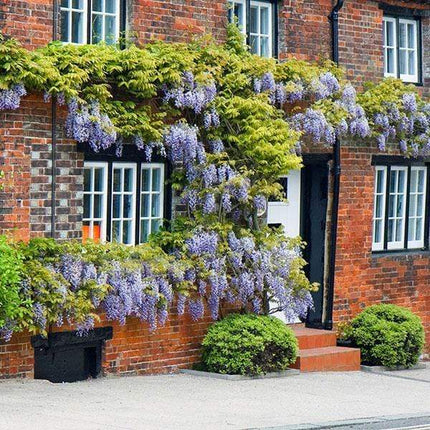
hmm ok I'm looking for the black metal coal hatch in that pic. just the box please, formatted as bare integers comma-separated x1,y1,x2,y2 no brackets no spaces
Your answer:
31,327,113,383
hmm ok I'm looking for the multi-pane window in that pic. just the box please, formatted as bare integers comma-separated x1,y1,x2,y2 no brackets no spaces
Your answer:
383,16,420,83
372,165,428,251
83,161,165,245
228,0,274,58
60,0,121,45
83,162,108,242
140,165,164,243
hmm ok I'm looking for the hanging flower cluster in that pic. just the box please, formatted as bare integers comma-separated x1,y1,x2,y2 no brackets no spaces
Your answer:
65,99,117,152
0,84,26,110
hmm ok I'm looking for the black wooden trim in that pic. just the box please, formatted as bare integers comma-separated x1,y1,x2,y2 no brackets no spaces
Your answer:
372,249,430,257
302,153,332,165
379,3,430,18
273,0,279,58
371,155,429,166
31,327,113,349
245,0,251,47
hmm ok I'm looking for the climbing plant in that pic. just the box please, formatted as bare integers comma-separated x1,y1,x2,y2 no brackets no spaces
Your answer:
0,25,429,340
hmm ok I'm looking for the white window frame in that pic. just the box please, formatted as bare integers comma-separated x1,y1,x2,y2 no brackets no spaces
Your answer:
387,166,408,250
83,161,108,242
228,0,247,36
383,16,420,84
111,162,137,245
383,17,397,78
139,163,165,244
249,1,273,58
228,0,273,58
398,18,419,83
60,0,121,45
408,166,427,249
91,0,121,45
372,165,428,252
60,0,88,44
372,166,387,251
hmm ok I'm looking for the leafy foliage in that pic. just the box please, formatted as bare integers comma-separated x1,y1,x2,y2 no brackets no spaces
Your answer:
201,313,298,375
344,304,425,368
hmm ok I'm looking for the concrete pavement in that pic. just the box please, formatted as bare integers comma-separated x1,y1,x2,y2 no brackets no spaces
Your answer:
0,367,429,430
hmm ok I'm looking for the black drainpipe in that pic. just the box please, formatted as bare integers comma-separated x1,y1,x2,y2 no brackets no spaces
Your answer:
325,0,344,330
51,0,58,238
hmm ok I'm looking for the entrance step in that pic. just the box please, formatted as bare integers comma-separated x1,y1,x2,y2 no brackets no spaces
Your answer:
290,325,360,372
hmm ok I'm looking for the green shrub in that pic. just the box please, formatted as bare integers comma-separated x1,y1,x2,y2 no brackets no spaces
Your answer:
345,304,425,368
201,313,298,375
0,236,24,328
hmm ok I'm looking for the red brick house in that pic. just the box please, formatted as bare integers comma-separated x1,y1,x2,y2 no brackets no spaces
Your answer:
0,0,429,379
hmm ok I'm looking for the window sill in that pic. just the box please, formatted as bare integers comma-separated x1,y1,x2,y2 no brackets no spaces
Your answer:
371,248,430,259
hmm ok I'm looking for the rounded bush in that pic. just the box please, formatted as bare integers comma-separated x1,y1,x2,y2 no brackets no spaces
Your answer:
201,313,298,375
346,304,425,368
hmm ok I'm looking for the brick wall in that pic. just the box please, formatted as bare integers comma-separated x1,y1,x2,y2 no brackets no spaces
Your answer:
0,310,216,379
333,145,430,354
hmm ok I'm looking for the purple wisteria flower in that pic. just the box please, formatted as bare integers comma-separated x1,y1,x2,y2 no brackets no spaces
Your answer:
0,84,27,110
402,93,417,113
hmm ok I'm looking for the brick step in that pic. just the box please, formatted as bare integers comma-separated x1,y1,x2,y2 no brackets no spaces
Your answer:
290,325,337,350
290,346,361,372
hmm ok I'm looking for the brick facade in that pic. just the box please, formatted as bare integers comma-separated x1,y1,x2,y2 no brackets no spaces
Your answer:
0,0,429,379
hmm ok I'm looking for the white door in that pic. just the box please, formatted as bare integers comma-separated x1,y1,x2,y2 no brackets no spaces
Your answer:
267,170,302,323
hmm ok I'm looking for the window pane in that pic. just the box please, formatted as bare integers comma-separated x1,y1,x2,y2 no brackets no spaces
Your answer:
408,218,416,241
122,220,132,244
124,168,133,192
61,10,70,42
142,169,150,191
152,168,161,191
112,220,121,242
399,50,407,75
151,219,162,234
260,7,269,35
84,194,90,218
410,169,417,193
141,220,149,243
408,51,416,76
387,219,394,242
92,14,103,44
84,168,91,191
386,48,395,74
374,220,382,244
410,194,417,217
106,0,116,13
399,23,406,48
151,194,160,217
94,168,104,191
73,0,84,9
407,24,415,49
250,6,258,33
113,194,121,218
234,3,244,28
94,194,103,218
386,21,394,46
261,37,269,57
123,194,133,218
141,194,150,218
113,169,121,191
72,12,84,44
418,170,425,192
375,195,383,218
395,219,403,241
93,0,102,12
376,170,385,193
416,218,423,241
250,35,258,54
398,170,405,193
61,0,70,7
417,194,423,216
105,15,117,44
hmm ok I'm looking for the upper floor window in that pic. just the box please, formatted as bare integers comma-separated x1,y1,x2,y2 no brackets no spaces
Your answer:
372,164,428,251
383,16,421,83
228,0,274,58
83,161,165,245
60,0,121,45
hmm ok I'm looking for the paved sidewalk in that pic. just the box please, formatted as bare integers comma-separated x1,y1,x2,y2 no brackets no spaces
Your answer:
0,368,429,430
